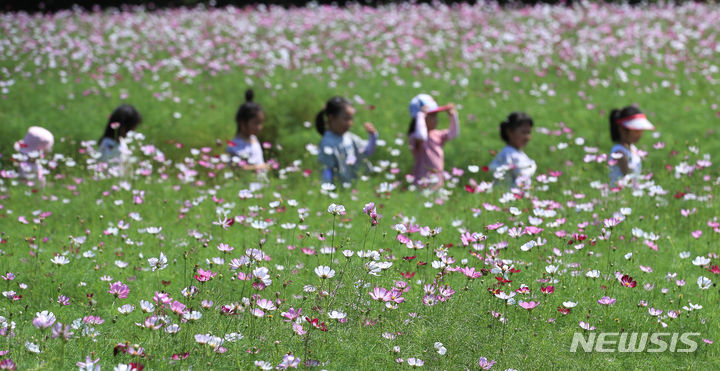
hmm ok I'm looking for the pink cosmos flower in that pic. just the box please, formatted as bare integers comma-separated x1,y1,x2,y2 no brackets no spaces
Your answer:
478,357,496,370
292,322,306,336
459,266,483,279
524,226,543,235
518,301,539,311
217,243,234,252
76,356,100,371
153,291,172,305
51,323,73,340
82,316,104,325
171,301,187,315
195,268,217,282
281,307,302,322
598,296,616,305
143,315,164,330
108,281,129,299
387,289,405,304
33,310,56,329
579,321,596,331
369,287,391,301
278,353,301,369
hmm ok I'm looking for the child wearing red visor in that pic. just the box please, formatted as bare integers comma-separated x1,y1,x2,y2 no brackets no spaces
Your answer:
608,105,656,186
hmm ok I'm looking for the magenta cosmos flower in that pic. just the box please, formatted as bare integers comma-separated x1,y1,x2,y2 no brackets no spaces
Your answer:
620,275,637,288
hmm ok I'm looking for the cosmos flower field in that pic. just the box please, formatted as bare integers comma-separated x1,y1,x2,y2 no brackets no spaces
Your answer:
1,2,720,369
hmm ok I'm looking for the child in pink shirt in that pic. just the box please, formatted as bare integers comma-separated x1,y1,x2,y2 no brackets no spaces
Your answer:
407,94,460,187
14,126,54,185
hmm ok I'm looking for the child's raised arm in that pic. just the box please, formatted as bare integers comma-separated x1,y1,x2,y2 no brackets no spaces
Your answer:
362,122,378,156
446,103,460,140
413,111,429,142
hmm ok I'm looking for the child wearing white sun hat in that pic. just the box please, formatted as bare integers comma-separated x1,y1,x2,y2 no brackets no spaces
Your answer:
14,126,54,184
407,93,459,188
608,105,656,187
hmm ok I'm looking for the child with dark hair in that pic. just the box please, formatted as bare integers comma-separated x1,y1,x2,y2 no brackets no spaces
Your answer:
488,112,536,189
316,96,378,184
227,89,268,171
407,94,459,187
98,104,142,163
608,105,655,186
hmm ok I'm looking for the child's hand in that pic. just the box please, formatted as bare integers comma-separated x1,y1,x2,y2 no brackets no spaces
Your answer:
364,122,377,135
446,103,458,116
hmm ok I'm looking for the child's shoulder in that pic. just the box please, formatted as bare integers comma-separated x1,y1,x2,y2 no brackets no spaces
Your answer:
320,131,343,145
99,137,117,148
496,145,517,157
610,143,630,154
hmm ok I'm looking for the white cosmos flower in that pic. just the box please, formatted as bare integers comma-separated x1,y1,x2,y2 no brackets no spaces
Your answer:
25,341,41,353
678,251,691,259
51,255,70,265
148,252,168,271
183,311,202,321
434,342,447,355
328,310,346,320
545,265,558,274
314,266,335,279
146,227,162,234
585,270,600,279
165,324,181,334
697,276,712,290
224,332,244,342
327,203,345,215
520,240,536,252
140,300,155,313
118,304,135,314
692,256,711,266
407,357,424,367
494,291,516,300
563,301,577,308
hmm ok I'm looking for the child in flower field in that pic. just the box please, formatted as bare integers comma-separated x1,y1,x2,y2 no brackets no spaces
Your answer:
98,104,142,163
407,94,460,187
488,112,536,190
316,96,378,184
13,126,54,185
608,105,655,186
226,89,268,171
